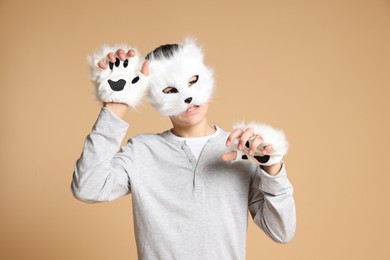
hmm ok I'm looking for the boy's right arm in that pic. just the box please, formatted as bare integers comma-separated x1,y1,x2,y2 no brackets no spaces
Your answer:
71,107,132,203
71,46,149,202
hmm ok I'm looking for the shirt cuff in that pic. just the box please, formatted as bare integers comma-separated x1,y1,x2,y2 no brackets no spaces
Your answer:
258,163,293,195
92,107,129,134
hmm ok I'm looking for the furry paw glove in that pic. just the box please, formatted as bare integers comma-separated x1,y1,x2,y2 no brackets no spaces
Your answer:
232,122,289,166
88,45,148,108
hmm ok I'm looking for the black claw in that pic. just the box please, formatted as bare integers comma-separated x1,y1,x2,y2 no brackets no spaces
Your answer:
131,76,140,84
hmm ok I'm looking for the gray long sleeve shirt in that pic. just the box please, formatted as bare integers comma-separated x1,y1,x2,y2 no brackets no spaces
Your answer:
71,108,296,260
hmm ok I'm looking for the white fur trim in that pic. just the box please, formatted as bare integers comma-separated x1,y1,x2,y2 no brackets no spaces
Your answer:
88,44,147,108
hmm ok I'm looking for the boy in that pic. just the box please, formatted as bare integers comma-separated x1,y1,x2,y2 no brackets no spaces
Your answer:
72,38,296,259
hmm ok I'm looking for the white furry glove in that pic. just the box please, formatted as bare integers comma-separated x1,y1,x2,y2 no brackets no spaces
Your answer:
88,45,148,108
232,122,289,166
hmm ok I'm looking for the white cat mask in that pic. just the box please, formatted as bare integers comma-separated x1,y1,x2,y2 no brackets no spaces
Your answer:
146,39,214,116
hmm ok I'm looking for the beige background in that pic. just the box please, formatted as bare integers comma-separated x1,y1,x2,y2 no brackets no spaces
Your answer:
1,0,390,259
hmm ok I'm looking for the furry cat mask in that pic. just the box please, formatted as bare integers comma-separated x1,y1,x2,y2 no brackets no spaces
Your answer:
146,39,214,116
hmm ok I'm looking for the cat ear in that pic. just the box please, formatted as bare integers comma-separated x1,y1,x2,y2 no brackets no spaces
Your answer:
181,37,204,62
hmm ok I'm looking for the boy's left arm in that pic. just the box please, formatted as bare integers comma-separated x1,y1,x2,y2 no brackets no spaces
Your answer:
249,163,296,243
222,122,296,243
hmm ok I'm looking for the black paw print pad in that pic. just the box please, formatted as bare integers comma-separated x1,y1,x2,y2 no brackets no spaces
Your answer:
242,141,271,164
241,154,270,164
107,58,139,91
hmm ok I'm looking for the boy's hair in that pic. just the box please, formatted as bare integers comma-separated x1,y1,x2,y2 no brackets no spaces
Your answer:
145,44,180,60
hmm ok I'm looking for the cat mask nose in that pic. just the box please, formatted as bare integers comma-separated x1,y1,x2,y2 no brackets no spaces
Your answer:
184,97,192,104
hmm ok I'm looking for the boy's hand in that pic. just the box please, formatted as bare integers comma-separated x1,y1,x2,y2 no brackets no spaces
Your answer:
222,122,288,175
88,45,149,108
222,128,273,162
